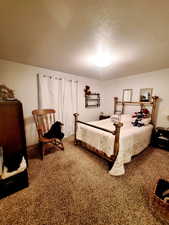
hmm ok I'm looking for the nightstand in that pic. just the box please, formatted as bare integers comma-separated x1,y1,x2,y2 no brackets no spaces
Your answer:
153,127,169,151
99,115,110,120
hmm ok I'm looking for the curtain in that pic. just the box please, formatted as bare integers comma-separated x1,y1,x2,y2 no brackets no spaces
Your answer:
38,74,78,137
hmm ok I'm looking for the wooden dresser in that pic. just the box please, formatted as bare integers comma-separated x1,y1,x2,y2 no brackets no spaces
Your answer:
0,100,28,198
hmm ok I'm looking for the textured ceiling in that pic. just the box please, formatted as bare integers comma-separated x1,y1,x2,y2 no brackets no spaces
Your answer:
0,0,169,80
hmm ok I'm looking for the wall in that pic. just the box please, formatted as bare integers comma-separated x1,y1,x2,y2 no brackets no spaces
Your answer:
102,69,169,127
0,59,104,146
1,58,169,146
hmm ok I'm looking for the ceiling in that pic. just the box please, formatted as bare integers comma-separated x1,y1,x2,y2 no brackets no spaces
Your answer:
0,0,169,80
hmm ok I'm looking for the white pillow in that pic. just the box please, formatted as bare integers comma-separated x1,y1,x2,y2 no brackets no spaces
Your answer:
111,114,133,128
120,114,132,121
142,118,151,125
110,114,120,123
120,114,134,128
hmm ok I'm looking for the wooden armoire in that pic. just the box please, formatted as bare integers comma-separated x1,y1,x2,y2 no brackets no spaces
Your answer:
0,100,28,198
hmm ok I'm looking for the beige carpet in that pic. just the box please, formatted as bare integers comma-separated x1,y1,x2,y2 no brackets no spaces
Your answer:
0,136,169,225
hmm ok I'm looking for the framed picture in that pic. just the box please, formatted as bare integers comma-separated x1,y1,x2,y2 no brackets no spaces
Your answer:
122,89,132,102
140,88,153,102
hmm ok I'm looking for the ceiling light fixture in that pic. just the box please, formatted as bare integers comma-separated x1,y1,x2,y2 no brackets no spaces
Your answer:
88,44,113,68
92,53,113,68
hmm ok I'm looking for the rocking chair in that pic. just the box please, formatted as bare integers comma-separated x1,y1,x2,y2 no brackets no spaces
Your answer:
32,109,64,159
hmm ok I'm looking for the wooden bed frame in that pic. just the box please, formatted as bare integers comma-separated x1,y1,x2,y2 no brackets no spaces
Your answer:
73,96,159,165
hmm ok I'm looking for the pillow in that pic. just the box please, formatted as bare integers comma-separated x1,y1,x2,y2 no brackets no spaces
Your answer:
111,114,133,128
120,114,132,122
142,117,151,125
120,114,136,128
111,114,131,121
110,114,120,123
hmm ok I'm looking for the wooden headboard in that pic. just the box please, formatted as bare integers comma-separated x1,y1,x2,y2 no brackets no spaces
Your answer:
114,96,159,127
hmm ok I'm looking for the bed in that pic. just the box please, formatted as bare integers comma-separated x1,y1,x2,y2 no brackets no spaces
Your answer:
73,96,159,176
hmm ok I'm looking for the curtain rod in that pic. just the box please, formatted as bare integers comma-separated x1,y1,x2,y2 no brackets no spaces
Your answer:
39,74,78,82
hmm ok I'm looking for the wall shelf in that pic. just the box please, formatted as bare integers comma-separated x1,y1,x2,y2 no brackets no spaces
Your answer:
85,93,100,108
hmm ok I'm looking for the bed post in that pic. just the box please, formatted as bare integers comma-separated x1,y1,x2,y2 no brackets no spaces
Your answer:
140,103,144,111
114,97,118,114
112,122,123,160
73,113,79,145
151,96,159,127
122,102,125,114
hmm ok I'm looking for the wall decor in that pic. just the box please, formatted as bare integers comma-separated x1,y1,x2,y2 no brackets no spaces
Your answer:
84,85,100,108
85,93,100,108
84,85,91,96
122,89,132,102
140,88,153,102
0,84,15,101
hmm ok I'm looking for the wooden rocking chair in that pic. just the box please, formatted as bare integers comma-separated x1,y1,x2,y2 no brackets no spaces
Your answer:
32,109,64,159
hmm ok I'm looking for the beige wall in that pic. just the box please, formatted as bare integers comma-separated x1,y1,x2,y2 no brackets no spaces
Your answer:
0,59,103,146
102,69,169,127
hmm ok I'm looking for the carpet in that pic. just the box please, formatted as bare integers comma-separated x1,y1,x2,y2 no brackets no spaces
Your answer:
0,136,169,225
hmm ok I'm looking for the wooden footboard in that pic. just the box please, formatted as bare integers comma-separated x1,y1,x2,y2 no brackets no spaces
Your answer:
73,113,123,163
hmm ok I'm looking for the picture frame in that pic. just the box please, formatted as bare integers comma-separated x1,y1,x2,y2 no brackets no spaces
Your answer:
140,88,153,102
122,89,132,102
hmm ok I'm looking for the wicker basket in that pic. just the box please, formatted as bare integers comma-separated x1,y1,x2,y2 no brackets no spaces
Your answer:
150,179,169,223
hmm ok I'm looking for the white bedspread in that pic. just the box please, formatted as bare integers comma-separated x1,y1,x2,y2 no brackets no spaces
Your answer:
77,118,153,176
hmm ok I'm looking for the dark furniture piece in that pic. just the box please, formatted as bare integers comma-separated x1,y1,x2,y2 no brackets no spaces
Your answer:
0,170,28,199
153,127,169,150
99,114,110,120
85,93,100,108
0,100,28,199
32,109,64,159
150,179,169,224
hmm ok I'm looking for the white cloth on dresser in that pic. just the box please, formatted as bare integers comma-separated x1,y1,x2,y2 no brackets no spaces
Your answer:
0,156,3,176
77,117,153,176
0,146,3,176
1,157,27,179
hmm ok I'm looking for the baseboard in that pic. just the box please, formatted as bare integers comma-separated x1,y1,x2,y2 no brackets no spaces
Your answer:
27,143,39,151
